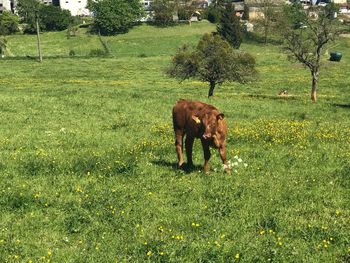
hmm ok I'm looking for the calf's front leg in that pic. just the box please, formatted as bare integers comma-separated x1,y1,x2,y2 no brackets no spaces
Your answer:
219,146,230,173
201,140,211,173
185,136,195,167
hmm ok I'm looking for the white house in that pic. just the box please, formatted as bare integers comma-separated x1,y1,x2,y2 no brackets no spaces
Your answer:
332,0,347,4
0,0,13,12
59,0,90,16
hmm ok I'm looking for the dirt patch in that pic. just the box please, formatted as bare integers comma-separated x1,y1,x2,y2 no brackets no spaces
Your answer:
340,34,350,38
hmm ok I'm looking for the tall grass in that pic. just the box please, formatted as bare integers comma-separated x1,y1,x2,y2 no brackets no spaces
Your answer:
0,21,349,262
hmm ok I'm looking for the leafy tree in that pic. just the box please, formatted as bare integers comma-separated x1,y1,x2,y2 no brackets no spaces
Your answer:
210,0,230,8
177,1,195,23
0,11,19,35
167,33,257,97
87,0,144,35
152,0,175,26
279,3,340,102
17,0,41,22
176,0,203,25
217,3,243,49
39,5,72,31
242,3,250,20
17,0,42,62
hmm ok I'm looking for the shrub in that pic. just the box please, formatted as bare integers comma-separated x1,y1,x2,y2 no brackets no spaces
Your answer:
89,49,107,57
69,50,76,57
23,24,37,34
138,53,147,58
67,25,79,38
0,11,19,35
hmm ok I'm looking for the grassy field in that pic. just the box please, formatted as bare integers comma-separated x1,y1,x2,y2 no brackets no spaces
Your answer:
0,21,350,262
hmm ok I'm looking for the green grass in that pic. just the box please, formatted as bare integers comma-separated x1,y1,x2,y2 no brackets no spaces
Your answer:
0,21,350,262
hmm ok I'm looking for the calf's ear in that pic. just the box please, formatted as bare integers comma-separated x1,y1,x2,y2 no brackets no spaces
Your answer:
192,115,201,124
217,113,225,120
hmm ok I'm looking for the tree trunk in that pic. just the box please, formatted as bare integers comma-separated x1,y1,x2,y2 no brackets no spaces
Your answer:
36,15,42,63
264,21,268,44
208,81,215,98
311,71,318,102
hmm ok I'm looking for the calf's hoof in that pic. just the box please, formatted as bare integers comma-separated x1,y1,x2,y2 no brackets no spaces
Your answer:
223,164,231,175
177,162,185,169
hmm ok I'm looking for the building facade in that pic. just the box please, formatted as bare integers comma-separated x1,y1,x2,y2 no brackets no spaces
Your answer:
0,0,15,13
1,0,347,16
0,0,90,15
59,0,90,16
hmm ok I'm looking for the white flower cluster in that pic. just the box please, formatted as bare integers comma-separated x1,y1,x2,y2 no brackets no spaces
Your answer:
223,155,248,173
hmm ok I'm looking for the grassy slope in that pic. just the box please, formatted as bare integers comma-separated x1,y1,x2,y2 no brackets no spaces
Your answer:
0,21,350,262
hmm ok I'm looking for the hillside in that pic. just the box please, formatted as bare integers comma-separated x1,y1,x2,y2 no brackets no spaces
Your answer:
0,21,350,262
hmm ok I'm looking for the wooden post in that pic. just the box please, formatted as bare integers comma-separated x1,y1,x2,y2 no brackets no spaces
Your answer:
36,11,42,62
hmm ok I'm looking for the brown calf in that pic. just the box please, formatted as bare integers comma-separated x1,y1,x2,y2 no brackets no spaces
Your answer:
172,99,229,173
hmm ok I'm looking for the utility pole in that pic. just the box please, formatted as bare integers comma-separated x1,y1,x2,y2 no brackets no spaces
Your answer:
35,10,42,62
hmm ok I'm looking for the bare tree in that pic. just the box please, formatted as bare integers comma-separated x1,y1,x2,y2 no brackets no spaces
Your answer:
249,0,278,44
279,3,340,102
259,0,276,44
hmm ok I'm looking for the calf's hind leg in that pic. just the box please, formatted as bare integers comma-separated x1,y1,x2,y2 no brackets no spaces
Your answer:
175,130,184,167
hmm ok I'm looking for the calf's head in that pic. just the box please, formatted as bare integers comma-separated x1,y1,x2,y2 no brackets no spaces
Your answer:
192,112,226,147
